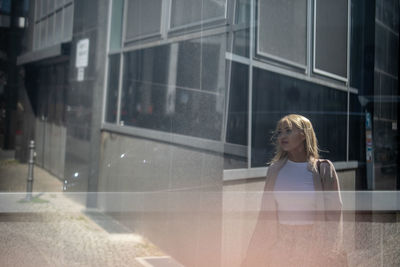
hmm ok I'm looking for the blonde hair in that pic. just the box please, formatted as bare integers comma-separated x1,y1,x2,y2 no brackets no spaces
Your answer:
271,114,320,163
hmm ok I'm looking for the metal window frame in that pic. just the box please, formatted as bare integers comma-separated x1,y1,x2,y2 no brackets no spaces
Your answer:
54,10,63,47
226,52,354,93
102,122,225,154
222,57,233,143
247,0,255,168
116,0,128,126
167,0,229,32
306,0,313,75
55,0,64,11
233,0,251,26
122,0,164,45
62,2,74,43
121,26,230,53
346,0,351,161
101,0,114,126
47,13,55,47
312,0,349,83
255,0,309,71
33,0,72,51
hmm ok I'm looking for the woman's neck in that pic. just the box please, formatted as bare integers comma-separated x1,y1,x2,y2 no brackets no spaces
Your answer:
287,151,307,162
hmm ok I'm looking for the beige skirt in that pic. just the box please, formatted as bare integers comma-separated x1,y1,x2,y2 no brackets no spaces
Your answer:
264,223,347,267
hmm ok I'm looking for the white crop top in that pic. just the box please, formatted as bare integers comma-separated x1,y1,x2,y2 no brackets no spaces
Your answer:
273,160,316,225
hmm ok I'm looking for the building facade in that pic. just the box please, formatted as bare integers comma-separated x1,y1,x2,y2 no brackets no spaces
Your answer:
14,0,399,266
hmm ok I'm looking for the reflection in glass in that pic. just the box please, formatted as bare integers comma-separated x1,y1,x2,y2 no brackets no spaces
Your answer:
257,0,307,66
224,61,249,169
110,0,124,51
232,29,250,58
125,0,162,41
226,61,248,145
235,0,250,25
120,35,226,140
105,55,120,123
170,0,226,28
251,68,347,167
348,93,365,162
314,0,348,78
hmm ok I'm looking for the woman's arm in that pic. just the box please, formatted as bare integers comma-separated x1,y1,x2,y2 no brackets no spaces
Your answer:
320,160,343,221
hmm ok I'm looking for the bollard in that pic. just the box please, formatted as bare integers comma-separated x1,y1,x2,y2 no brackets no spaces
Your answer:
26,140,35,201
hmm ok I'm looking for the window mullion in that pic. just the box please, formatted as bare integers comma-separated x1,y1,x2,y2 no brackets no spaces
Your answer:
306,0,313,76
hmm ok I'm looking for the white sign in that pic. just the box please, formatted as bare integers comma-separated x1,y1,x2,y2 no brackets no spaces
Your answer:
77,68,85,81
75,39,90,68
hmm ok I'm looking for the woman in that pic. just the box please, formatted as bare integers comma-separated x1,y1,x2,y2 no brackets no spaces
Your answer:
242,114,346,266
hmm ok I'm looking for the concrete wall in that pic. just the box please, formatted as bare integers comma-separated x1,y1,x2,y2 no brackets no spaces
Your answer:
97,131,223,267
64,0,109,195
34,119,66,180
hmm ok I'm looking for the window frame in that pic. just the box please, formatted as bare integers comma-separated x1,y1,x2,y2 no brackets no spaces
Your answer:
122,0,164,46
255,0,309,71
33,0,73,51
312,0,350,82
167,0,229,34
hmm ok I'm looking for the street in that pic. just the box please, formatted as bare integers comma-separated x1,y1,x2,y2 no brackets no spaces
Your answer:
0,150,177,267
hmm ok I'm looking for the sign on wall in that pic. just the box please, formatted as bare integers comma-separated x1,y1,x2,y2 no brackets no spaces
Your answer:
75,39,90,81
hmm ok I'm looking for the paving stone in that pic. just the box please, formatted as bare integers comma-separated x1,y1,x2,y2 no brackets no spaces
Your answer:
0,158,166,267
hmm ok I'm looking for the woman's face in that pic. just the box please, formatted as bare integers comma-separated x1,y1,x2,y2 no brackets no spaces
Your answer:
276,122,306,153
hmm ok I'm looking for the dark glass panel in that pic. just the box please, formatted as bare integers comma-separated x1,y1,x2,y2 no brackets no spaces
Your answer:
251,68,348,167
105,55,120,123
226,61,248,145
314,0,348,78
120,35,226,140
349,93,365,161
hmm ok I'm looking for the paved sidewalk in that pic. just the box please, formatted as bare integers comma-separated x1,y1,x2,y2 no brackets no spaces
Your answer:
0,150,173,267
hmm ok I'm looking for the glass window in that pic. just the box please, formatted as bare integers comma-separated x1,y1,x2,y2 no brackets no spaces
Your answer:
251,68,348,167
232,29,250,58
105,55,121,124
35,0,42,21
226,61,248,145
257,0,307,66
48,0,55,13
47,14,55,46
40,20,47,48
349,93,365,161
54,10,63,44
56,0,64,9
110,0,124,51
119,35,226,140
349,0,364,89
63,4,73,42
41,0,48,19
125,0,162,42
314,0,348,79
34,22,40,50
170,0,227,29
175,38,224,93
235,0,250,25
32,0,73,51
